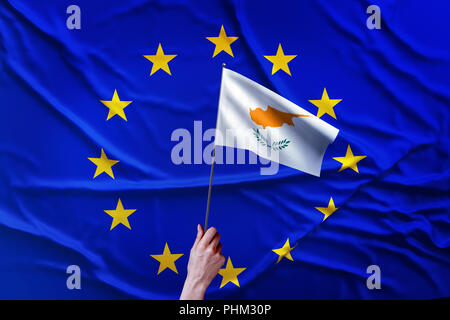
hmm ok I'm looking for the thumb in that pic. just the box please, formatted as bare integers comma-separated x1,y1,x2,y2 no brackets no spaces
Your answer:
193,224,204,247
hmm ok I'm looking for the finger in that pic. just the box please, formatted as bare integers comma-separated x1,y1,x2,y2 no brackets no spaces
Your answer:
193,224,204,248
218,254,226,267
216,243,222,254
199,226,217,248
209,233,220,250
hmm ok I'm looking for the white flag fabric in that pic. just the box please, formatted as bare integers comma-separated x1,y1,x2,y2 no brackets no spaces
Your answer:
215,68,339,177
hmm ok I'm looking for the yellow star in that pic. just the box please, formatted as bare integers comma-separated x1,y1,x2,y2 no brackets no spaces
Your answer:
150,243,184,275
315,197,338,222
100,89,132,121
308,88,342,119
333,145,367,173
218,257,246,288
143,43,177,76
104,198,136,230
272,238,295,263
264,44,297,76
206,25,239,58
88,148,119,179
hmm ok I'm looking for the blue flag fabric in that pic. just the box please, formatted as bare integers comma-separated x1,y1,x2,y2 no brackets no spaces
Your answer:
0,0,448,299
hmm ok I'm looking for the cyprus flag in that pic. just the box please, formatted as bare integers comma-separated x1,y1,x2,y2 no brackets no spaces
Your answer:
215,68,339,177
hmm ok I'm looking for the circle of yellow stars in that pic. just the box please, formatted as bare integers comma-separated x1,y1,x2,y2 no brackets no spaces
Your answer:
84,24,368,290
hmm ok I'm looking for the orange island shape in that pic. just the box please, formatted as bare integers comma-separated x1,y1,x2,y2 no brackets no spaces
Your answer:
249,105,309,129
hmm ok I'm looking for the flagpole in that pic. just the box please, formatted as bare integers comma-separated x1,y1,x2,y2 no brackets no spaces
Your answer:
204,63,226,231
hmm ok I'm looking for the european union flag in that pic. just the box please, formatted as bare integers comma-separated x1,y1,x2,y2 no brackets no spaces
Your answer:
0,0,448,300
